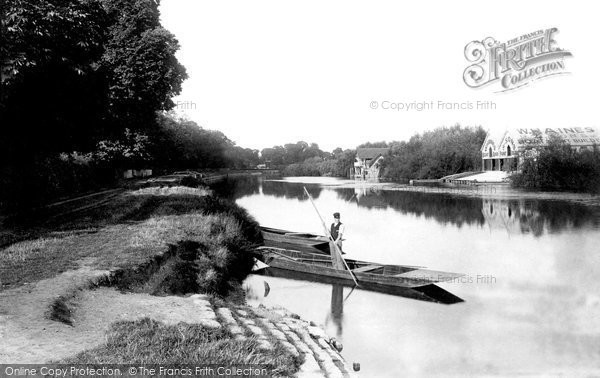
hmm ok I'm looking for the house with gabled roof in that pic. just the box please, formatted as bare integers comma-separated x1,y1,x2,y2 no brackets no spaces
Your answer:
480,127,599,171
354,147,388,179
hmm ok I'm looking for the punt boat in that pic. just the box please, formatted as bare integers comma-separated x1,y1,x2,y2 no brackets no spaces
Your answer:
253,246,464,289
258,266,464,304
260,226,330,250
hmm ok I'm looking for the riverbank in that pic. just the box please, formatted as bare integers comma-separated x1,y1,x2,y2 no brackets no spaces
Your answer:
0,186,355,377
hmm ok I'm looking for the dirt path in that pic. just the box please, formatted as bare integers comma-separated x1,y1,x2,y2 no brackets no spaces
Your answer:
0,262,110,363
0,263,219,364
0,261,357,377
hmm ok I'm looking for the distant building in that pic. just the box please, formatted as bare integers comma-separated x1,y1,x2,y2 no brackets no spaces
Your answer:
480,127,599,171
123,169,153,179
354,148,388,179
257,160,271,169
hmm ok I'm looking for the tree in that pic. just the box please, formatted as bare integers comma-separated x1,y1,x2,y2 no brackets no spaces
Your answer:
511,134,600,193
100,0,187,132
1,0,109,155
1,0,107,87
0,0,187,206
260,146,286,166
226,146,260,169
151,113,233,169
382,125,486,180
358,141,389,148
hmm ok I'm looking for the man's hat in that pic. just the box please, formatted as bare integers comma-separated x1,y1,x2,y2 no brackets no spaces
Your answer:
333,212,340,219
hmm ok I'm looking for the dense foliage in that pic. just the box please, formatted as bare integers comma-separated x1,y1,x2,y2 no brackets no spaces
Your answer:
282,149,356,177
260,142,355,177
381,125,486,180
261,141,324,166
270,127,485,180
150,113,259,171
511,133,600,193
0,0,188,207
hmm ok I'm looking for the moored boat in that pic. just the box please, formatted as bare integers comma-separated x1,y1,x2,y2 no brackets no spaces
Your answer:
253,246,464,289
258,266,464,304
260,226,330,251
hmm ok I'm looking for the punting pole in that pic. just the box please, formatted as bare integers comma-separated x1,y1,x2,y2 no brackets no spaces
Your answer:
303,186,359,287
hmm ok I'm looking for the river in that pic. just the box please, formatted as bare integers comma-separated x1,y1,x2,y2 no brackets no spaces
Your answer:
214,176,600,377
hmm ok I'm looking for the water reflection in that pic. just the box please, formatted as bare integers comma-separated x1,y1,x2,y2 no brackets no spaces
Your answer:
215,177,600,236
213,177,323,201
330,285,344,337
209,176,261,200
247,267,464,341
482,198,600,236
262,181,323,201
354,187,485,228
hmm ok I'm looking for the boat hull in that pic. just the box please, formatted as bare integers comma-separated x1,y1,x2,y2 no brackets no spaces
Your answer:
260,227,330,250
254,247,463,289
258,267,464,304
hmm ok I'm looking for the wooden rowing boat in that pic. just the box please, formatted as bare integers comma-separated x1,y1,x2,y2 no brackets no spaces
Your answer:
253,246,464,289
260,226,330,250
258,266,464,304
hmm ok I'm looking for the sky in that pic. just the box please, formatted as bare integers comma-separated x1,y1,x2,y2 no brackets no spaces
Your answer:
159,0,599,152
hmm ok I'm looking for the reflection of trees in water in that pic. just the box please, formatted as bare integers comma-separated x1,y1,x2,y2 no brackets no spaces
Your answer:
339,187,599,235
217,178,599,235
334,188,360,204
380,191,485,227
341,188,485,228
482,198,599,236
210,176,261,200
262,181,322,201
213,177,324,201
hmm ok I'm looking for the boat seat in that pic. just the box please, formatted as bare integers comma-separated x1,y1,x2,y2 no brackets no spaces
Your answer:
352,264,383,273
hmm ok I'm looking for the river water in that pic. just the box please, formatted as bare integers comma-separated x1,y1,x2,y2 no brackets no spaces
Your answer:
215,176,600,376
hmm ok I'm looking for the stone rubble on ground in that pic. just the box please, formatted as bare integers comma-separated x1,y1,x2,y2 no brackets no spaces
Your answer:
215,307,246,341
188,294,221,329
216,306,356,378
208,300,357,378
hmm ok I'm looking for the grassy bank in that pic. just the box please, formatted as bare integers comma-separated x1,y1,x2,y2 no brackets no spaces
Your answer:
61,318,300,376
0,186,305,375
0,186,260,291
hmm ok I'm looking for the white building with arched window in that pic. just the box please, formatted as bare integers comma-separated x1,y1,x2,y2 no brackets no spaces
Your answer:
480,127,599,172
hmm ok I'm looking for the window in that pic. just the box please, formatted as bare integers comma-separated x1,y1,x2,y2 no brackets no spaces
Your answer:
489,147,492,158
507,145,511,156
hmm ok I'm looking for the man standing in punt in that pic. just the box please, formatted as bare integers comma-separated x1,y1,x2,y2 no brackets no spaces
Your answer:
330,212,345,253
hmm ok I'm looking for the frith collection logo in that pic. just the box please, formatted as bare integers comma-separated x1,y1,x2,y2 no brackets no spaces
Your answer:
463,28,572,92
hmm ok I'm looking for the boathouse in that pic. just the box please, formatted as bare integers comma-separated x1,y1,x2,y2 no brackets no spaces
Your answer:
354,148,388,179
480,127,599,171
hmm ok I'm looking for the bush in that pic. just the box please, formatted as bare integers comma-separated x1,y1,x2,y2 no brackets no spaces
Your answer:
180,176,201,188
0,155,117,210
511,139,600,193
282,154,354,177
196,196,263,246
382,125,486,180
